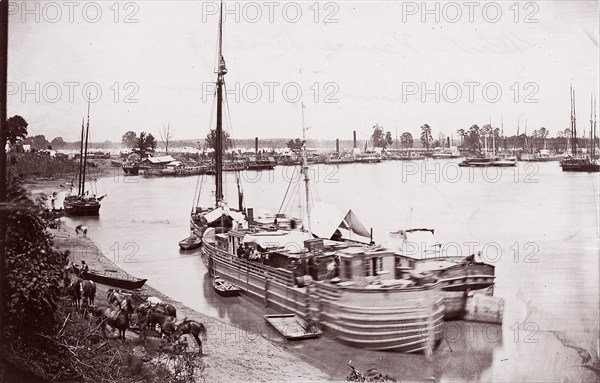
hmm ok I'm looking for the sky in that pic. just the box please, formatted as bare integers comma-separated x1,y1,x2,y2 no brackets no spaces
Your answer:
7,1,600,143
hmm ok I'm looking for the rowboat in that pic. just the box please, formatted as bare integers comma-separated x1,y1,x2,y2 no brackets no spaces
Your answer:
71,265,147,290
212,276,241,297
179,236,202,250
264,314,321,340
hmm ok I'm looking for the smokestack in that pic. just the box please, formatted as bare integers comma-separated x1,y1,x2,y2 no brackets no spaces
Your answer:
336,139,340,154
353,131,357,149
255,137,258,155
247,208,254,224
447,137,450,148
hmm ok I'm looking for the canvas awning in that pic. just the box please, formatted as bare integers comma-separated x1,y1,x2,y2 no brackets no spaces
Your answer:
305,202,371,241
242,230,311,253
203,206,245,225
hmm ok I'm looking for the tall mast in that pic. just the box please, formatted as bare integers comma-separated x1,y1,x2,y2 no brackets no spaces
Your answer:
214,0,226,207
571,86,578,154
81,97,91,196
590,94,594,159
301,102,311,236
77,119,85,196
592,96,598,158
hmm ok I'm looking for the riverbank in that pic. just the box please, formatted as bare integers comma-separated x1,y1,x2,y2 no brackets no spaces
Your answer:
52,225,329,383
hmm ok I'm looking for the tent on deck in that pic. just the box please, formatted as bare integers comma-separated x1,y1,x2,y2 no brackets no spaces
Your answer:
305,202,371,243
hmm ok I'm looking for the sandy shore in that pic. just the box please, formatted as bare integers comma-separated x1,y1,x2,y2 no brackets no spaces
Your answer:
51,225,330,383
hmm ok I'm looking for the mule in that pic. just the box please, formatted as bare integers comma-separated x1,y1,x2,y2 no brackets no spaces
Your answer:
107,290,134,323
175,320,207,354
90,305,129,341
68,280,81,310
139,308,178,342
81,280,96,307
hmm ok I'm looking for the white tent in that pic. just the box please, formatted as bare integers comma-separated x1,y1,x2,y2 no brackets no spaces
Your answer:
305,202,371,242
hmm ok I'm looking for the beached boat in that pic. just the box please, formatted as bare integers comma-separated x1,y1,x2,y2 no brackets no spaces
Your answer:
264,314,321,340
179,236,202,250
64,100,105,216
212,276,241,297
71,265,147,290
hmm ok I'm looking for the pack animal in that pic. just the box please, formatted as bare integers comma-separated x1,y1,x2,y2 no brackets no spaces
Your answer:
68,280,81,310
81,280,96,307
175,320,207,354
139,308,178,342
90,305,129,341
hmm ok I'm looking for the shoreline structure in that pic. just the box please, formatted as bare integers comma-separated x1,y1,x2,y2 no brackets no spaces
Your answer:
51,223,329,383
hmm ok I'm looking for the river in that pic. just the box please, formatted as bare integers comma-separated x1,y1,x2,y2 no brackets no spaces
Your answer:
60,159,599,382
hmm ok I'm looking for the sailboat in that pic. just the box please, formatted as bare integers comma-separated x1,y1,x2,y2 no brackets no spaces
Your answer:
64,100,105,216
561,88,599,172
200,20,444,351
180,1,245,250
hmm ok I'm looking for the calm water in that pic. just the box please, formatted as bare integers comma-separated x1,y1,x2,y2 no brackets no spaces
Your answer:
60,159,599,382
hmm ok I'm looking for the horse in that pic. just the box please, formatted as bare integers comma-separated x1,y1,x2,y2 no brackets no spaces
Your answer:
107,290,134,323
139,308,178,342
81,280,96,307
68,280,81,310
75,225,88,237
175,320,207,354
90,305,129,341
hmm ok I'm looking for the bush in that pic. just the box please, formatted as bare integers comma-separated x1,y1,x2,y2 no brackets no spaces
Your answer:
4,180,65,338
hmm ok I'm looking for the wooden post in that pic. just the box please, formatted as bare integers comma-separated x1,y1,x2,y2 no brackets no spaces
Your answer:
264,276,270,307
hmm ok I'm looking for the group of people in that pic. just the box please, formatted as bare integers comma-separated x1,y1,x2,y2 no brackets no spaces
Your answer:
236,243,268,263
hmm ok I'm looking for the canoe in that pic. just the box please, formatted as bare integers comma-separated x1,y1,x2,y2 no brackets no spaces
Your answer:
264,314,321,340
71,265,147,290
212,276,241,297
179,236,202,250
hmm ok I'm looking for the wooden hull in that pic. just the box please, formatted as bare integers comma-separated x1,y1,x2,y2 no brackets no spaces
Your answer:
436,263,496,319
202,239,443,354
213,277,241,296
179,236,202,250
72,265,147,290
64,198,101,216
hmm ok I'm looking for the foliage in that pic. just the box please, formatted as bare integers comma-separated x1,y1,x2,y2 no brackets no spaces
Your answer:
400,132,413,149
4,180,66,337
50,136,67,149
287,138,304,152
8,152,78,180
371,124,393,148
121,130,137,148
205,128,232,152
22,134,50,151
464,124,481,151
3,115,29,145
133,131,158,159
420,124,433,151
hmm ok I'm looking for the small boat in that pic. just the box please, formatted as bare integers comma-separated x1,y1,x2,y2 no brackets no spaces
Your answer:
71,265,147,290
212,276,241,297
264,314,321,340
179,236,202,250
